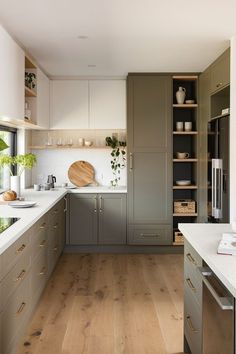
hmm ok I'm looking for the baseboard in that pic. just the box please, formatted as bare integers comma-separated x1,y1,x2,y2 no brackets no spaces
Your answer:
64,244,183,254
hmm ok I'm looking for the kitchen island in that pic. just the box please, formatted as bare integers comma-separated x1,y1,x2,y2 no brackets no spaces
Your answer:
179,223,236,354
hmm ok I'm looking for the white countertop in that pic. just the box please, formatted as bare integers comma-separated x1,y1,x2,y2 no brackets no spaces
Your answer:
0,186,127,255
179,223,236,297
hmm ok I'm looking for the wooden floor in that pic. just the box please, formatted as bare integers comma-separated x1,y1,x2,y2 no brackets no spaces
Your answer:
16,254,184,354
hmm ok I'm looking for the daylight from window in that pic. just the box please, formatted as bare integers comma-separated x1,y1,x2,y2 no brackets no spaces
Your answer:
0,130,11,191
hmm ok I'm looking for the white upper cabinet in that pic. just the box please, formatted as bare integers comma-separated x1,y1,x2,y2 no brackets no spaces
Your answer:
37,68,50,129
50,80,89,129
89,80,126,129
0,25,24,121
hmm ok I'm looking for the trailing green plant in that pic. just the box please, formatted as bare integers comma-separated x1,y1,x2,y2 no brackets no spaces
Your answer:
25,72,36,89
0,138,8,152
0,153,37,176
105,136,126,187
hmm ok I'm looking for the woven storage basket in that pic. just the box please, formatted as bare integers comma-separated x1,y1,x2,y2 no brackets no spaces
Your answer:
174,199,195,213
174,231,184,243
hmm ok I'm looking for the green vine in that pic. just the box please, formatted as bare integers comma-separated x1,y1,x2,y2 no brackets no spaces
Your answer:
105,136,126,187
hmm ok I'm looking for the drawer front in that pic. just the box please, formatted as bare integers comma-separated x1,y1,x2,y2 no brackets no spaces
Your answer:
1,250,31,309
184,284,202,354
49,199,64,223
2,230,31,278
184,264,202,306
48,230,60,275
184,240,202,271
1,275,31,354
31,250,47,303
31,222,48,261
128,224,172,245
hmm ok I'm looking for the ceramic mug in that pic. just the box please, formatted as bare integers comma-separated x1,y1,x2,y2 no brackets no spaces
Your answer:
176,152,190,159
176,122,184,131
184,122,192,132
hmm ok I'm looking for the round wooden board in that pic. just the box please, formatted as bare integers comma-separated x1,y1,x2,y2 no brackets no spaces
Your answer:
68,161,98,187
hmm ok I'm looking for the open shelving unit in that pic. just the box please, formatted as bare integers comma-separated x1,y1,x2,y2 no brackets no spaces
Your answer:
172,75,199,246
24,55,37,126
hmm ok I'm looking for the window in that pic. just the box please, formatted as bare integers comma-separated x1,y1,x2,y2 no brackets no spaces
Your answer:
0,126,17,192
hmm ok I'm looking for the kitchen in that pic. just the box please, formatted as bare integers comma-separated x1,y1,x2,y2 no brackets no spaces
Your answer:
0,1,236,354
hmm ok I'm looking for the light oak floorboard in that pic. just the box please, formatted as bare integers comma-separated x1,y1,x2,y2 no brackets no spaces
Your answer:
16,254,184,354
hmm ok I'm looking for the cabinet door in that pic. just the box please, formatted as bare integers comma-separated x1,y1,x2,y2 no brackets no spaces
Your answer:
37,67,50,129
50,80,89,129
98,194,127,244
128,75,171,150
89,80,126,129
210,48,230,94
69,194,98,245
0,25,24,121
128,151,172,224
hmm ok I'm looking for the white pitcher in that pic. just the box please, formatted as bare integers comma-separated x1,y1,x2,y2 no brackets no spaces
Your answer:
176,87,186,104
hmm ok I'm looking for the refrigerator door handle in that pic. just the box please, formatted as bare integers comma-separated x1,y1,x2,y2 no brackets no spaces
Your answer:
212,159,223,219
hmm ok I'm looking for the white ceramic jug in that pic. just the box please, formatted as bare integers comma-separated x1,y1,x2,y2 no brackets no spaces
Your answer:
176,87,186,104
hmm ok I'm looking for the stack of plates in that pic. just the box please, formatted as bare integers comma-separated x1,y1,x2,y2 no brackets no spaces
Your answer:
9,201,37,208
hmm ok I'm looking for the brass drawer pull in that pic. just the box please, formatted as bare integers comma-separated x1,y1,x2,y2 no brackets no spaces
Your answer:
15,269,26,282
186,278,196,292
53,247,58,252
186,315,198,333
40,223,47,229
17,302,26,315
40,239,46,247
140,233,160,237
39,266,46,275
94,197,97,213
99,196,102,213
186,253,197,265
216,82,223,88
53,224,58,229
53,209,58,214
16,244,26,254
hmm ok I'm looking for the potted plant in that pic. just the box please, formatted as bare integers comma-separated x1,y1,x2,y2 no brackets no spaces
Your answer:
105,136,126,187
25,72,36,90
0,153,37,196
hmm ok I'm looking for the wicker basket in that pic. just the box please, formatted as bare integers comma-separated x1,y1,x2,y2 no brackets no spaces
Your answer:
174,199,196,214
174,231,184,243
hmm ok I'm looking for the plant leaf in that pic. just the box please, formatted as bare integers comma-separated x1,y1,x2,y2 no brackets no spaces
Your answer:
0,138,9,152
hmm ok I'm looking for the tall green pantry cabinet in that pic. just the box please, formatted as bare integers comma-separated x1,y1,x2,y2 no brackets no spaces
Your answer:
127,75,172,245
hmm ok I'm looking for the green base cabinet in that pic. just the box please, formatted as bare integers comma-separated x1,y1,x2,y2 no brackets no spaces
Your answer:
69,193,127,245
128,224,172,245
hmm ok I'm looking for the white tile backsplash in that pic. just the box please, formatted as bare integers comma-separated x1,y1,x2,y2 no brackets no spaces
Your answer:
31,149,127,187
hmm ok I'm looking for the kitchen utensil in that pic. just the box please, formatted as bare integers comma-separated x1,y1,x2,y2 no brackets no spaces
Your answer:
176,180,191,186
185,99,195,104
47,175,56,188
68,161,98,187
176,152,190,159
176,122,184,131
41,183,51,191
184,121,192,131
9,201,37,208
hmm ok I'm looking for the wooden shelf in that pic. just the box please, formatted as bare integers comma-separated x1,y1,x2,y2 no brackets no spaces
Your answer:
173,185,198,189
173,131,198,135
173,158,198,162
173,213,198,217
25,55,37,69
173,104,198,108
29,145,111,150
172,75,198,81
25,86,37,97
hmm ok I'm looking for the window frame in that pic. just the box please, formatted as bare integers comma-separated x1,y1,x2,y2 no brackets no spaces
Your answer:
0,125,17,191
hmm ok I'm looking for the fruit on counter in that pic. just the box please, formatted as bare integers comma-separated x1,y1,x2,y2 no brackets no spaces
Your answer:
3,190,17,201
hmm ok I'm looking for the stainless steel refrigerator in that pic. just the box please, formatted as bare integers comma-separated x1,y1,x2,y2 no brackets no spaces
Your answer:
208,114,229,222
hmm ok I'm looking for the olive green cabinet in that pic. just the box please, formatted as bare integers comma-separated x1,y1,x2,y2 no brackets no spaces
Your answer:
210,48,230,94
127,75,172,245
69,193,127,245
0,197,66,354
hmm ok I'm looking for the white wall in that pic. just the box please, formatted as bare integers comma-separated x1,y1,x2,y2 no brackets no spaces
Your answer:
31,149,127,187
230,37,236,222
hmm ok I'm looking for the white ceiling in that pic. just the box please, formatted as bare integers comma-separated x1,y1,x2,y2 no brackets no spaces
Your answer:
0,0,235,76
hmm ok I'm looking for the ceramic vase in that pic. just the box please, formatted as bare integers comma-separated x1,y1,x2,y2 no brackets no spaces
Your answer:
176,87,186,104
10,176,20,197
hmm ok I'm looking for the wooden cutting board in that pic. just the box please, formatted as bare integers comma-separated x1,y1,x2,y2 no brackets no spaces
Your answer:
68,161,98,187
